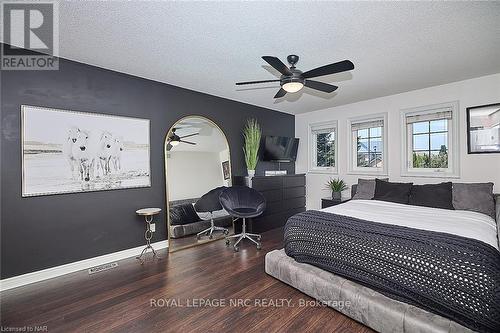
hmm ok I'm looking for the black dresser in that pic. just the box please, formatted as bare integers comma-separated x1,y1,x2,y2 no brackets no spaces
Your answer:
233,174,306,233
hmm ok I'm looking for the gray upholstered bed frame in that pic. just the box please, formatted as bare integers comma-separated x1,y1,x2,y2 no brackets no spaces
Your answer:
265,186,500,333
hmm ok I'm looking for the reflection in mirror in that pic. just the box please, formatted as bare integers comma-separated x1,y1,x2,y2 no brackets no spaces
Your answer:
165,116,233,251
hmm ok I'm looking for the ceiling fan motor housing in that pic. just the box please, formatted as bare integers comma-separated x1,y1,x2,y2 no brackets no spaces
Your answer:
287,54,300,67
280,68,304,87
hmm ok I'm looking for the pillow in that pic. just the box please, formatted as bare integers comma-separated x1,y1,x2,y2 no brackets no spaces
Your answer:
352,178,389,200
169,203,201,225
373,179,413,204
452,183,495,218
409,182,454,210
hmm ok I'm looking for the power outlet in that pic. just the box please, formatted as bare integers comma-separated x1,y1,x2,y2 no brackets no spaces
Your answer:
150,223,156,232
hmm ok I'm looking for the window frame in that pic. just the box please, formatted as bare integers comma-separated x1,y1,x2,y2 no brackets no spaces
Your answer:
347,113,388,176
308,120,338,174
400,101,460,178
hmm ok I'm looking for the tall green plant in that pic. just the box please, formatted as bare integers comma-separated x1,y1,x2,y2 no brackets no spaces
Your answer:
243,118,261,170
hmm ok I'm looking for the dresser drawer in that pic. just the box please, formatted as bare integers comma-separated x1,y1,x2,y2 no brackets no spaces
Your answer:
284,186,305,199
260,189,283,203
264,201,283,215
284,175,305,188
251,177,283,191
284,196,306,210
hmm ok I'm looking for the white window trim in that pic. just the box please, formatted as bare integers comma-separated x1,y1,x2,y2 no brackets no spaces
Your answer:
347,113,388,176
308,120,338,174
400,101,460,178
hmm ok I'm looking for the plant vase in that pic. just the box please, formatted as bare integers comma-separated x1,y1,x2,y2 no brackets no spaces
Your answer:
247,170,255,178
332,191,341,200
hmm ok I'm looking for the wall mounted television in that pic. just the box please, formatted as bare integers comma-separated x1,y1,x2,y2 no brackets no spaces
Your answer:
261,136,299,162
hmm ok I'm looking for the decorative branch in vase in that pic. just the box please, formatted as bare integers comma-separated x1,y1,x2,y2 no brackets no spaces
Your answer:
325,178,348,200
243,118,261,178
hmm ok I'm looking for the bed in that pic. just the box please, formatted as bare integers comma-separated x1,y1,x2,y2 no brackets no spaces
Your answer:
265,188,500,333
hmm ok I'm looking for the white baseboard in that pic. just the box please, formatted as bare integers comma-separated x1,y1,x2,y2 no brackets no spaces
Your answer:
0,240,168,292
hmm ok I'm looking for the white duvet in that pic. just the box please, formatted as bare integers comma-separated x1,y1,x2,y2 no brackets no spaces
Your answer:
321,199,499,250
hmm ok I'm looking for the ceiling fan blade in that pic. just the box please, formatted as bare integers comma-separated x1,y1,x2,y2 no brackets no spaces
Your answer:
274,88,287,98
180,133,199,139
305,80,338,93
236,79,280,86
302,60,354,79
262,56,292,76
180,140,196,145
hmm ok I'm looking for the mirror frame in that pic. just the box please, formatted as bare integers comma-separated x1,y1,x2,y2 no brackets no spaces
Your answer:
164,115,232,252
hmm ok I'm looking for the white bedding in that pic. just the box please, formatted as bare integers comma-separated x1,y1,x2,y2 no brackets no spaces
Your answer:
322,199,499,250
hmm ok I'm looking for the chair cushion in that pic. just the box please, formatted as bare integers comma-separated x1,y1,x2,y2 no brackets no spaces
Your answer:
409,182,454,210
194,187,226,213
373,179,413,204
219,186,266,216
234,207,258,214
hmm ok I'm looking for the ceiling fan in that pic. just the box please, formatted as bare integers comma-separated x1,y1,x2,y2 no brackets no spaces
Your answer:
166,128,199,151
236,55,354,98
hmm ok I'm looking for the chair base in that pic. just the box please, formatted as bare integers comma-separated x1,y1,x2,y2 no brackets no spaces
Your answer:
225,218,261,251
196,218,229,239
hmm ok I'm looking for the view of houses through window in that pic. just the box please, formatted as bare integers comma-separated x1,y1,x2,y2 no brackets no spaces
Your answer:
356,126,383,168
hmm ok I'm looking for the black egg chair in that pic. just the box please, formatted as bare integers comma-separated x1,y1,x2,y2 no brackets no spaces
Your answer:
219,186,266,251
194,186,229,239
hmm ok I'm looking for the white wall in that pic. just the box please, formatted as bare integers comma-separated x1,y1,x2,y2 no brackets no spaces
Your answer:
167,151,224,201
295,73,500,210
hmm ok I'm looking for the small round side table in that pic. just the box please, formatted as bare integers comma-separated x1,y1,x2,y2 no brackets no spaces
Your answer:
136,208,162,264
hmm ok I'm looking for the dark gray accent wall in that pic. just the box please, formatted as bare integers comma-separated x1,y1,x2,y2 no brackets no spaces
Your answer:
0,56,295,279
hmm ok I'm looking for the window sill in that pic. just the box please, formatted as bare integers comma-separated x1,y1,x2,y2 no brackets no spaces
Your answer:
308,169,338,175
400,171,460,179
347,170,388,176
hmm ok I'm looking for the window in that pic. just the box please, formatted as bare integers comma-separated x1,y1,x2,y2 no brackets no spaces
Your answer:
401,102,459,177
309,121,337,173
348,114,387,175
411,119,448,168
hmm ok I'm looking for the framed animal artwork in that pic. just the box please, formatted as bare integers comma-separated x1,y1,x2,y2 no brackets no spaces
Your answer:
21,105,151,197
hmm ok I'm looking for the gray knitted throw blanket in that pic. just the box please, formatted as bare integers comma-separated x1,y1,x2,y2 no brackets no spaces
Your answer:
284,210,500,333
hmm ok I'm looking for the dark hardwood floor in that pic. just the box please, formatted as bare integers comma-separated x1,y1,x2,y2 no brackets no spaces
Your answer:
0,228,373,333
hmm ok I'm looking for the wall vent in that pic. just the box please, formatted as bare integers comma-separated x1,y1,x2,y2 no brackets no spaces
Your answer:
88,262,118,275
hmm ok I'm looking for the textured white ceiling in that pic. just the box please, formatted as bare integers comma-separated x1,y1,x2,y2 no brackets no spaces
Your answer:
53,1,500,114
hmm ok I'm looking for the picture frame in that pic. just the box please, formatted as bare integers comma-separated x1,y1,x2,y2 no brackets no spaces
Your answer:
466,103,500,154
21,105,151,197
222,160,230,180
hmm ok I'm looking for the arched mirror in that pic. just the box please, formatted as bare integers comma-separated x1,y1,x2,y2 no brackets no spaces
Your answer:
165,116,233,252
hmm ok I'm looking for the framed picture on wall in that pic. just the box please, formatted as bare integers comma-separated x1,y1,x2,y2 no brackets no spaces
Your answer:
21,105,151,197
222,160,230,180
466,103,500,154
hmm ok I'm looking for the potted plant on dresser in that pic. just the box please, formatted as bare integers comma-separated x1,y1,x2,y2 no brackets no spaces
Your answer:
326,178,348,200
243,118,261,177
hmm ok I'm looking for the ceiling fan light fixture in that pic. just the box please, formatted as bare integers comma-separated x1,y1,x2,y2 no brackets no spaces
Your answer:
282,81,304,93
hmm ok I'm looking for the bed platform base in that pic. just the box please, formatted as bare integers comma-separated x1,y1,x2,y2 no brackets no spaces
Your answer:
265,249,473,333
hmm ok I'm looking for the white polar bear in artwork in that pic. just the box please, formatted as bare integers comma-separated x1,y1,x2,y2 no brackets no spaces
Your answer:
96,131,114,177
111,136,124,172
62,126,81,180
71,129,95,182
